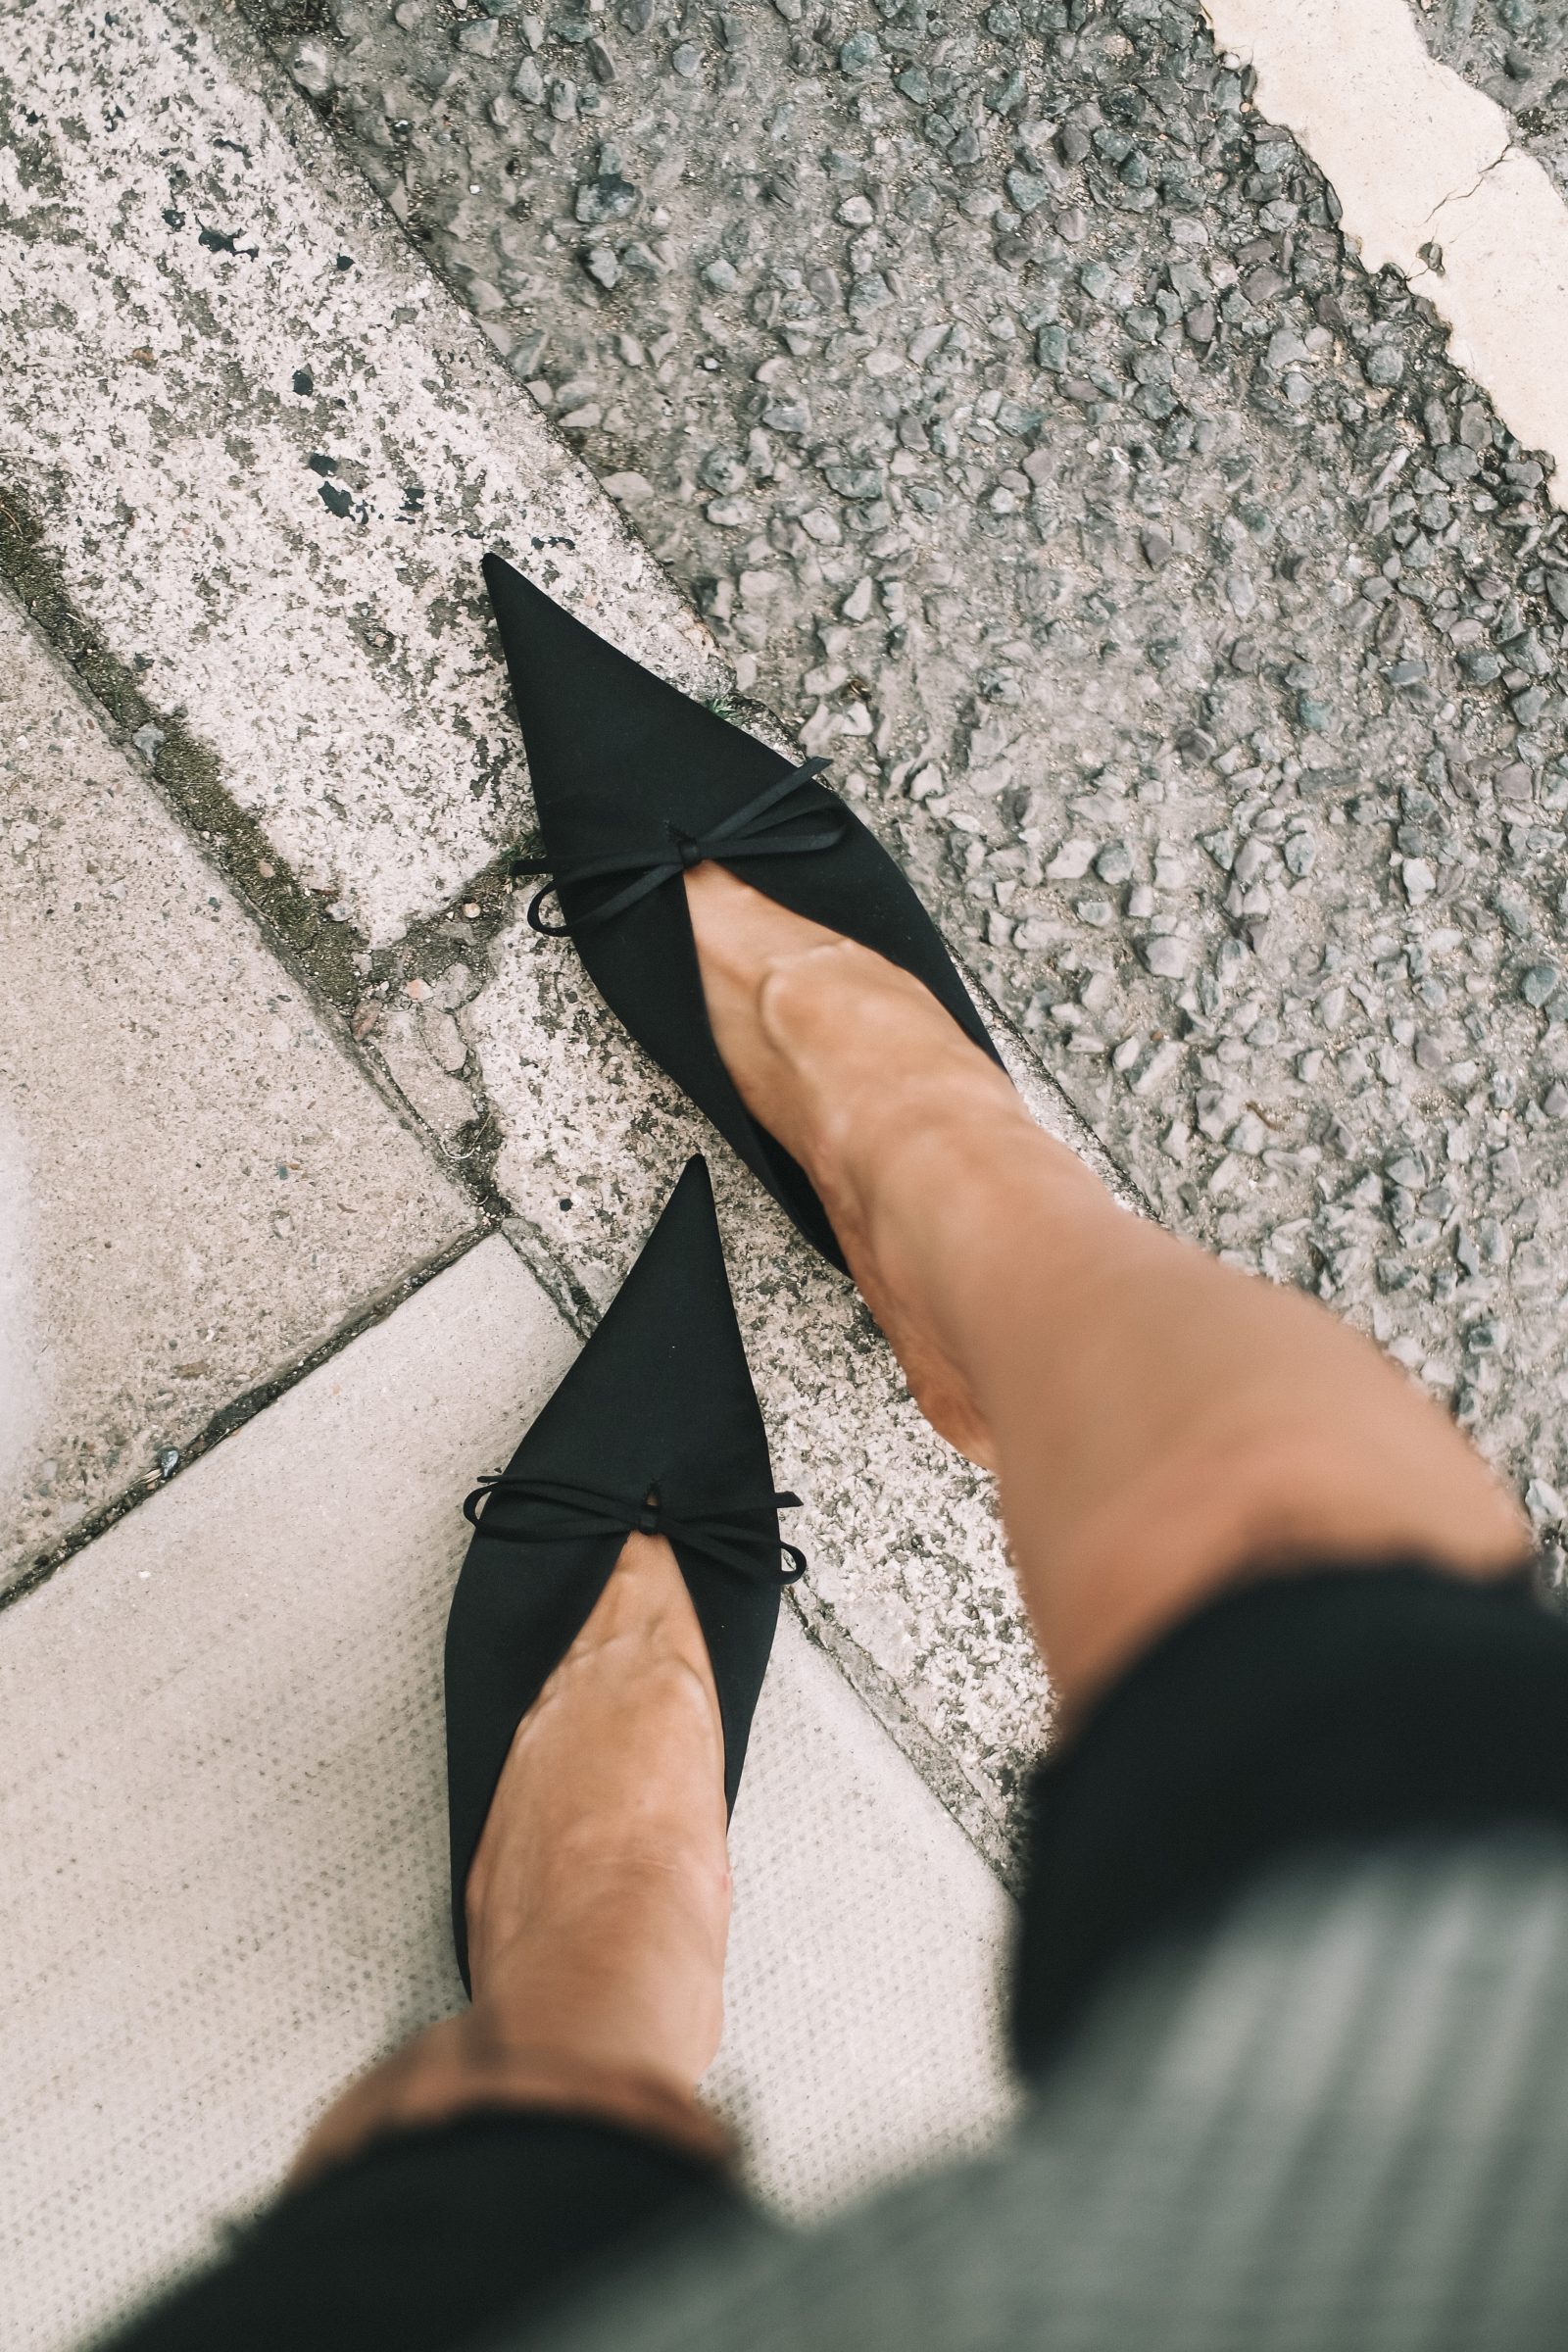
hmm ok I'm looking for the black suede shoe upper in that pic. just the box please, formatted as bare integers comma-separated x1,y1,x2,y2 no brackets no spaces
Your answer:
483,553,1004,1268
444,1156,801,1992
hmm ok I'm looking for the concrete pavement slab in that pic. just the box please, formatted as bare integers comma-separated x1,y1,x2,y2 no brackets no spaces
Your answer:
0,1236,1014,2352
716,1620,1017,2226
0,595,475,1592
0,0,719,948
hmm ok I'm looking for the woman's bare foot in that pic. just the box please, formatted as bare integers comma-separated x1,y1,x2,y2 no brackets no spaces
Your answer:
464,1528,731,2086
683,858,1028,1466
288,1533,733,2188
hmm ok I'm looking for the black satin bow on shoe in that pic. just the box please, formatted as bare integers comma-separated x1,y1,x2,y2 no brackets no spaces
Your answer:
483,553,1005,1269
514,758,844,937
463,1474,808,1585
444,1155,801,1993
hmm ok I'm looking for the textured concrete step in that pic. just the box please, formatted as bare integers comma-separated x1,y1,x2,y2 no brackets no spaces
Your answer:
0,1237,1014,2352
0,595,474,1592
0,0,714,949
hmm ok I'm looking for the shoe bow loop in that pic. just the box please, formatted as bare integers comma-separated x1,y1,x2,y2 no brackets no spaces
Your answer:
514,757,845,937
463,1472,808,1586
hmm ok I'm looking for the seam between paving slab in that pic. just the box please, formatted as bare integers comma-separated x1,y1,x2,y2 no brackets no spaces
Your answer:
0,1213,482,1620
0,570,564,1586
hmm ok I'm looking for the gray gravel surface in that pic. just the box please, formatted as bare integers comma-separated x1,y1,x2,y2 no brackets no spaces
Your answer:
245,0,1568,1568
1418,0,1568,203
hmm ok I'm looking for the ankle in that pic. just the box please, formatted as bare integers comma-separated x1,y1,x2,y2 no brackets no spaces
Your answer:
470,1835,730,1964
472,1905,728,2088
466,2028,726,2149
288,2015,730,2194
815,1071,1044,1295
449,2042,731,2165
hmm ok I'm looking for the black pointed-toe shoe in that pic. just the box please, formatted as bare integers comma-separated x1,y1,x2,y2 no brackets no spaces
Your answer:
483,552,1005,1270
444,1154,803,1993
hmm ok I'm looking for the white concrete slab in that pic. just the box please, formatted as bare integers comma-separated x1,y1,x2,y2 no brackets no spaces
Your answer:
0,1236,1015,2352
0,0,721,946
715,1627,1017,2226
0,595,474,1592
1204,0,1568,503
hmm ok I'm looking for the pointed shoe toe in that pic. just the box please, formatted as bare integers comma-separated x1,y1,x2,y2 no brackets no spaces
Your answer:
483,553,1005,1269
444,1154,802,1993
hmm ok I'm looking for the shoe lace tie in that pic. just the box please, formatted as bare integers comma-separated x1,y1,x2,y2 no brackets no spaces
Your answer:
514,757,846,937
462,1473,808,1586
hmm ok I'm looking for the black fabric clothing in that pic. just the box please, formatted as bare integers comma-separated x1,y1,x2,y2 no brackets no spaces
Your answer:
515,1828,1568,2352
101,2115,742,2352
98,1560,1568,2352
1011,1559,1568,2070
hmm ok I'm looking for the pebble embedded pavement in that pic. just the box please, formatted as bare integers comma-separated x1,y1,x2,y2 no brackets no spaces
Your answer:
255,0,1568,1560
1420,0,1568,205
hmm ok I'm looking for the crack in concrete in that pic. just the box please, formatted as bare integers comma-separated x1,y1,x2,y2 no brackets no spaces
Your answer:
1425,137,1517,224
0,1221,483,1616
1204,0,1568,504
0,479,364,1010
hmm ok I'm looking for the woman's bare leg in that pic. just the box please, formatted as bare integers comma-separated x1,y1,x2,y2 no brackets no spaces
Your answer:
288,1533,732,2189
684,864,1529,1711
288,859,1529,2191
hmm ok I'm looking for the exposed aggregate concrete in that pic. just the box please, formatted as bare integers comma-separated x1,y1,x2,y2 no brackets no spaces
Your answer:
1419,0,1568,204
247,0,1568,1561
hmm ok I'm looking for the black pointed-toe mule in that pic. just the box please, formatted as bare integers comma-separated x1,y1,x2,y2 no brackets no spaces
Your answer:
483,552,1005,1270
444,1154,803,1993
